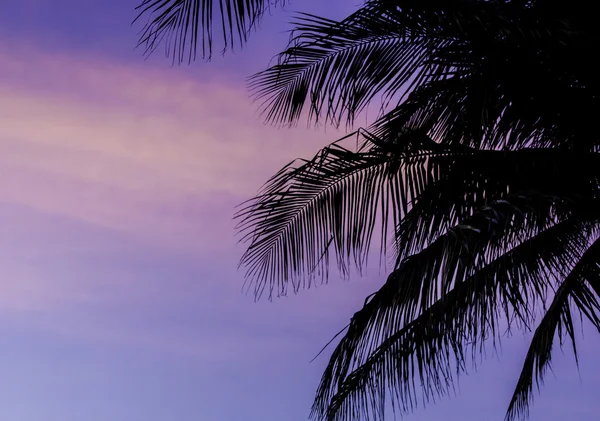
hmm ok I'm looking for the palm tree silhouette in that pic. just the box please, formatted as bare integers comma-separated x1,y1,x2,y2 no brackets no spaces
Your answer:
136,0,600,420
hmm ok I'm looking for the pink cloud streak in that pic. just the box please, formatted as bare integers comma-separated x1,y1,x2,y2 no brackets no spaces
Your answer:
0,44,337,252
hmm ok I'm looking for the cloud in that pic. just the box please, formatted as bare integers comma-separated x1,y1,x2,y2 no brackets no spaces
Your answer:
0,45,365,358
0,44,336,252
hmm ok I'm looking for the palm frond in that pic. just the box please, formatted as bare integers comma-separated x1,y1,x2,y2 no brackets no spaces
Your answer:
234,129,442,299
134,0,281,62
236,122,600,300
248,0,522,126
505,235,600,421
311,216,597,421
248,12,448,127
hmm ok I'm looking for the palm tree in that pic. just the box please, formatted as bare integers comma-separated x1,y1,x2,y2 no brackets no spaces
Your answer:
237,1,600,420
136,0,600,420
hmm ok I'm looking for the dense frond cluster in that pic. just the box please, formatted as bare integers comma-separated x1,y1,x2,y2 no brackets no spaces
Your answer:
235,0,600,420
133,0,600,418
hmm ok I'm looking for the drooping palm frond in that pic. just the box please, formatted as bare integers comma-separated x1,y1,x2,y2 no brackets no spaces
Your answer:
236,120,600,300
248,0,590,136
505,236,600,421
235,129,442,299
235,127,478,299
134,0,284,62
248,11,449,127
311,213,599,421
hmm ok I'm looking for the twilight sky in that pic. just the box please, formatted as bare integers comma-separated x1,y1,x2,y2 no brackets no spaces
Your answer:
0,1,598,420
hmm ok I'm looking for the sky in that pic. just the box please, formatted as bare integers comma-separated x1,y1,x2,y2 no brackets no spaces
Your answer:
0,1,598,420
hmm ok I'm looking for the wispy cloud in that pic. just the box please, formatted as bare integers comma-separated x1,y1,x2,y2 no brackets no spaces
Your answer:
0,44,359,357
0,45,335,251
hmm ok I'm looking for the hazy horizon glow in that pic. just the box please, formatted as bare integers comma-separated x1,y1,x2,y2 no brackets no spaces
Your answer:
0,1,598,420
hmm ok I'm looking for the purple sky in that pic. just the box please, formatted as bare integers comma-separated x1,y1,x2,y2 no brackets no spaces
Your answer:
0,1,598,420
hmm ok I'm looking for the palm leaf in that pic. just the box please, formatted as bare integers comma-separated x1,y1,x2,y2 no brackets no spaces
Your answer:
235,129,440,299
134,0,283,62
312,214,597,421
505,235,600,421
236,121,600,299
248,12,447,127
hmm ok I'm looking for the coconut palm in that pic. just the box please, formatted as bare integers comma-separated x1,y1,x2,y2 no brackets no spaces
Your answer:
235,1,600,420
237,131,600,421
136,0,600,420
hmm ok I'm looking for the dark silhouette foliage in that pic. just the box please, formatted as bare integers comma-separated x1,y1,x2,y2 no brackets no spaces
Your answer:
135,0,600,419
